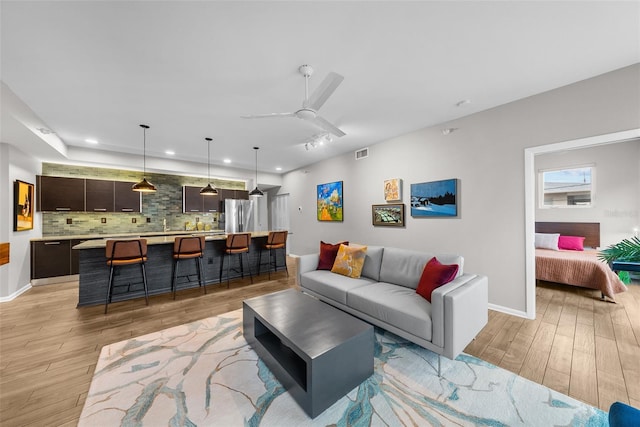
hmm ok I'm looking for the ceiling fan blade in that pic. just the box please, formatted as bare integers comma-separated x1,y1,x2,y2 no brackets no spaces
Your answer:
310,115,346,137
241,112,296,119
306,72,344,111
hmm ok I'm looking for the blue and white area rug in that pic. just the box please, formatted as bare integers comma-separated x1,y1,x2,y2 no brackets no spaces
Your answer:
79,309,606,426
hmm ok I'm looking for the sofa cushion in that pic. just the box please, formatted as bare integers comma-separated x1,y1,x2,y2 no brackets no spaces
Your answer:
416,257,459,302
300,270,374,305
317,241,348,270
348,282,432,341
331,244,367,278
379,247,463,289
361,246,384,281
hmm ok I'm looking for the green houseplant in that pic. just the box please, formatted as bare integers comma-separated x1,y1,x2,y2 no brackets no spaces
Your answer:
598,236,640,284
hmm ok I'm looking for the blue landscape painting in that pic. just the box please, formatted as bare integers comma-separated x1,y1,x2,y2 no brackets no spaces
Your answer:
410,179,457,217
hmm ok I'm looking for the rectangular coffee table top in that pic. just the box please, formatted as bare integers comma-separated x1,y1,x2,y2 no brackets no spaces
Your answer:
243,289,372,360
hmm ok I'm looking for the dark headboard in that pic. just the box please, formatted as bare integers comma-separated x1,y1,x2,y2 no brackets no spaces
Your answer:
535,222,600,248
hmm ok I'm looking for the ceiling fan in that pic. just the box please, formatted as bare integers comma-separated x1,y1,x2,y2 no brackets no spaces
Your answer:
241,64,346,137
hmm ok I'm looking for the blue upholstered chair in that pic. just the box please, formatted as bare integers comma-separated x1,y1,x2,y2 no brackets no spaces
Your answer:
609,401,640,427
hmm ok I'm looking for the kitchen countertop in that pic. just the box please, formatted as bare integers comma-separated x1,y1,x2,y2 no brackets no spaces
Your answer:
72,230,271,250
31,229,226,242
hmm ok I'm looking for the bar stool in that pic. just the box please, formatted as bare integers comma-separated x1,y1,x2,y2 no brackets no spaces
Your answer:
258,230,288,279
105,239,149,314
219,233,253,287
171,236,206,299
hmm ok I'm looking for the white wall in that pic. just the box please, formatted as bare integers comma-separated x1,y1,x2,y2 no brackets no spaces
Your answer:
280,64,640,315
535,139,640,247
0,143,42,300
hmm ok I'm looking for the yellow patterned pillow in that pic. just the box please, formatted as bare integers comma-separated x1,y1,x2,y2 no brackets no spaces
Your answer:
331,244,368,278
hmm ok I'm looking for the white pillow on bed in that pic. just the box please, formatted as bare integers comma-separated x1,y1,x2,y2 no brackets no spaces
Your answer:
535,233,560,250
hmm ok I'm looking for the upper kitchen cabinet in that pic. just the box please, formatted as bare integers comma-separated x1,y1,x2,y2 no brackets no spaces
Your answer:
183,186,219,213
37,176,85,212
217,189,249,212
114,181,141,212
85,179,114,212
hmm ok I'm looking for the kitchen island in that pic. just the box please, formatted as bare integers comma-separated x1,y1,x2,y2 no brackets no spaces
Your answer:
72,231,271,307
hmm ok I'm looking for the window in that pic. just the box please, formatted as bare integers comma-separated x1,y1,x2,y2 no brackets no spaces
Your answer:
539,165,594,208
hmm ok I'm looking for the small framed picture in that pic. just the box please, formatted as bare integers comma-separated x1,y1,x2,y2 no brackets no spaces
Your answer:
14,180,34,231
372,204,405,227
384,178,402,202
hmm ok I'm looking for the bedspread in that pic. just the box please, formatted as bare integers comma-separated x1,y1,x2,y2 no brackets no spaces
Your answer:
535,248,627,299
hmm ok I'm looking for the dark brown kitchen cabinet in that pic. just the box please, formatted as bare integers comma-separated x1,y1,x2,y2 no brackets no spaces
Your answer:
31,240,71,279
183,186,204,213
183,186,220,213
114,181,141,212
218,189,248,211
37,176,85,212
203,192,219,213
85,179,114,212
70,239,88,275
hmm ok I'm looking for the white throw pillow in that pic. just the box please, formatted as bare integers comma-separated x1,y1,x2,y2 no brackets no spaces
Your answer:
535,233,560,250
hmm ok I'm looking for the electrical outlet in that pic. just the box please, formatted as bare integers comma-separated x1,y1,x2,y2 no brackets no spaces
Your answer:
101,218,107,224
66,218,72,224
132,218,137,224
146,217,151,223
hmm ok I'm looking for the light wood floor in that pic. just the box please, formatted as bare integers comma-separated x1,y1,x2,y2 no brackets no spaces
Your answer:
1,262,638,426
465,280,640,411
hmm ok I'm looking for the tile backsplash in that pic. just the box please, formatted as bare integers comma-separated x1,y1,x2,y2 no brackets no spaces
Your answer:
41,163,245,236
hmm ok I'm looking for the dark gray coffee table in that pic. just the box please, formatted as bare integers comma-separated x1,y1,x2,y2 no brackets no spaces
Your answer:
243,289,374,418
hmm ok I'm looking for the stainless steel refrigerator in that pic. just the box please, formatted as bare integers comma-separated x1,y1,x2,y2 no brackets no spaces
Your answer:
224,199,255,233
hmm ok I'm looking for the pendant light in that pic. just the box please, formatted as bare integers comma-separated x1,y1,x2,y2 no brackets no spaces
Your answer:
200,137,218,196
132,124,157,193
249,146,264,197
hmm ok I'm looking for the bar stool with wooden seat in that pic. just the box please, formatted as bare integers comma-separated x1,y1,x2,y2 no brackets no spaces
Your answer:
171,235,206,299
257,230,288,279
105,238,149,314
219,233,253,287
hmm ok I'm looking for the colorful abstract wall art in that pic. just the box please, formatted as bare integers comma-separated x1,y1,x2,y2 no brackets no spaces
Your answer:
317,181,343,221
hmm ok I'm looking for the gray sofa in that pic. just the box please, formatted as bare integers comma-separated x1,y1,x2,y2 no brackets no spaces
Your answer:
297,246,488,359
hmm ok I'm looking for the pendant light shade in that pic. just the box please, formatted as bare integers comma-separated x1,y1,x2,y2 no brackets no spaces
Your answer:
200,137,218,196
132,124,157,193
249,146,264,197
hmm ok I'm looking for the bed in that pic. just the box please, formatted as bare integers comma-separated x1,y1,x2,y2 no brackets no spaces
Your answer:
535,222,627,300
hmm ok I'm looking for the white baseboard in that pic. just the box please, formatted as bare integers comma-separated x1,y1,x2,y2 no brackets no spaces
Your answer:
0,283,32,303
488,303,533,320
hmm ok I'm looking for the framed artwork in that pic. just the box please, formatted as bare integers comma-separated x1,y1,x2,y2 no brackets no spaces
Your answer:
14,180,34,231
317,181,343,221
384,178,402,202
372,203,405,227
410,178,458,217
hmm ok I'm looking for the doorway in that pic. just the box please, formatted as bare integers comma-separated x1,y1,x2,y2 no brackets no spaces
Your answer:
523,128,640,318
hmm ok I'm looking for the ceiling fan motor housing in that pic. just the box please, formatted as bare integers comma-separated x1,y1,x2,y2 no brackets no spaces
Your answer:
296,108,316,120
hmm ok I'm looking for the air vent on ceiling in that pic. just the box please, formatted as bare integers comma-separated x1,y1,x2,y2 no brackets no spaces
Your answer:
355,147,369,160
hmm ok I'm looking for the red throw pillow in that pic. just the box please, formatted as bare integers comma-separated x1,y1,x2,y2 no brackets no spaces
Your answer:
558,235,585,251
416,257,459,302
317,241,349,270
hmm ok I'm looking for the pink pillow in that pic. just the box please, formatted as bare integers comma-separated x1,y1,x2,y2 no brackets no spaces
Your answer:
416,257,459,303
558,235,585,251
317,241,349,270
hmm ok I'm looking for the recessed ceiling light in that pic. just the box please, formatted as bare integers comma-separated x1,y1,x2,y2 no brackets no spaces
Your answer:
37,127,55,135
276,167,282,171
165,150,175,155
223,159,231,164
85,138,98,144
455,99,471,107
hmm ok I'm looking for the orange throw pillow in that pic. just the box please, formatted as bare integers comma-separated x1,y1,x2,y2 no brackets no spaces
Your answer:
331,244,368,278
